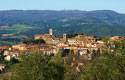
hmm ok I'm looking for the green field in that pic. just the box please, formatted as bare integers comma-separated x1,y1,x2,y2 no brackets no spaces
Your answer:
0,24,33,34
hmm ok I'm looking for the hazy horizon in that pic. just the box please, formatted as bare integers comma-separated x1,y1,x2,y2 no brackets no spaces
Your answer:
0,0,124,13
0,9,124,14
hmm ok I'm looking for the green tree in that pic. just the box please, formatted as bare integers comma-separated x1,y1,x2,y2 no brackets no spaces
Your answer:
81,54,125,80
52,49,81,80
0,53,4,63
23,39,46,44
11,54,64,80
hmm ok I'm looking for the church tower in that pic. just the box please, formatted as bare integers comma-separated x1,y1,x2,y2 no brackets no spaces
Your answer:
49,28,53,35
63,33,67,42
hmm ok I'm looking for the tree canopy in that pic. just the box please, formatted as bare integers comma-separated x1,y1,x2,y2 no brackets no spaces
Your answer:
11,54,64,80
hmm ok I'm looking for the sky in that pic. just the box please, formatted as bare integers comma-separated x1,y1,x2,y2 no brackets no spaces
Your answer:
0,0,125,13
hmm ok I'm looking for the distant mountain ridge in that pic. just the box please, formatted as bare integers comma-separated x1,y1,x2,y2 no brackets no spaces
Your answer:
0,10,125,36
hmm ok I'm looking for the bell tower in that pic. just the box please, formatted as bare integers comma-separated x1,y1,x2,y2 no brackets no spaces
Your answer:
63,33,67,42
49,28,53,35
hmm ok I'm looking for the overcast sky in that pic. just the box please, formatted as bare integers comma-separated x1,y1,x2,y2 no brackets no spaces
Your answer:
0,0,124,13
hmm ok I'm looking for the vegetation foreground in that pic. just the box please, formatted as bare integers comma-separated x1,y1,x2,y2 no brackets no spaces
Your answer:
1,42,125,80
0,37,125,80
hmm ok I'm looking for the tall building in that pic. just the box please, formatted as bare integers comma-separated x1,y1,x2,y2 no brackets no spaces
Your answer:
49,28,53,35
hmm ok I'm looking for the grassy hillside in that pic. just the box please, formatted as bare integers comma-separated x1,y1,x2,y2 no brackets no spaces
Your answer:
0,10,125,36
0,24,33,45
0,24,32,34
0,10,125,45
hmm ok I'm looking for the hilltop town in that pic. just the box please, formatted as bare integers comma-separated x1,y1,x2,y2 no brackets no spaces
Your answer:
0,28,125,73
0,29,99,59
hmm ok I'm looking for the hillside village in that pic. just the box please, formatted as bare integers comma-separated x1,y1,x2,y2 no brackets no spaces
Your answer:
0,29,125,72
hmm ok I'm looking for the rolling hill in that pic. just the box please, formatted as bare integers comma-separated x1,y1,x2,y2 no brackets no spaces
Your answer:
0,10,125,36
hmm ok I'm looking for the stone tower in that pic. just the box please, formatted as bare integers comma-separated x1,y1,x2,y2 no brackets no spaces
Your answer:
49,28,53,35
63,33,67,42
